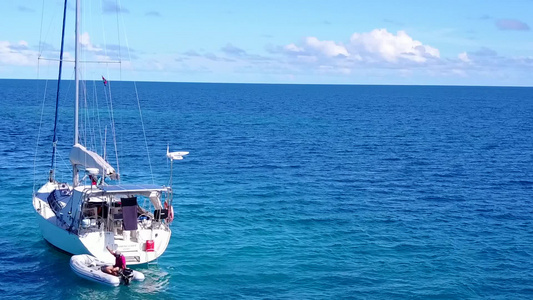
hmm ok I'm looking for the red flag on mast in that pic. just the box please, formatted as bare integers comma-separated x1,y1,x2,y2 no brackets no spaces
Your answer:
102,76,107,86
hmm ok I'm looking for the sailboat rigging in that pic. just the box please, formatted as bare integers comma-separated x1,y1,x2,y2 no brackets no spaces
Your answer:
33,0,187,265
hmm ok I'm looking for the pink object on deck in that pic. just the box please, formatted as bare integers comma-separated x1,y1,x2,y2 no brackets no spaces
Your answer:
146,240,154,252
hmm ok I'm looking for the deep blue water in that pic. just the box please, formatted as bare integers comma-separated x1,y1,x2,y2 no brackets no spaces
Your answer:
0,79,532,299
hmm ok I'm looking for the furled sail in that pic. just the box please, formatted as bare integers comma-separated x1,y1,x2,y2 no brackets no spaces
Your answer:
69,143,119,180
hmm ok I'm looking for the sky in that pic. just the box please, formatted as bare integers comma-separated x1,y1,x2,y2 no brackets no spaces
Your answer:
1,0,533,86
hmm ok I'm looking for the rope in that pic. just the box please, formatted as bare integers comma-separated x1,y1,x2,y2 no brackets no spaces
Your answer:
38,0,45,54
92,81,104,155
34,0,52,192
118,0,155,183
53,70,76,184
55,149,72,183
33,79,49,193
106,81,121,181
81,80,87,147
100,0,121,180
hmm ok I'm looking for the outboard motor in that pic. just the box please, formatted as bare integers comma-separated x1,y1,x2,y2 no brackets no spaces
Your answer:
118,268,134,285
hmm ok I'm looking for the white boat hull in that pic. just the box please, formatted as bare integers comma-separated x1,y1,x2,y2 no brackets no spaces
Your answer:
33,182,172,265
35,209,90,254
70,254,145,287
33,182,89,254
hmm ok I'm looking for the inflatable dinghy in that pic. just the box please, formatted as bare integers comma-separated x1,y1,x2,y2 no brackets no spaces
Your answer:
70,254,145,287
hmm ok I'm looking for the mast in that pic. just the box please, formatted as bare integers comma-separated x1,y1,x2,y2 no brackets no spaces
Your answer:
73,0,80,186
49,0,69,182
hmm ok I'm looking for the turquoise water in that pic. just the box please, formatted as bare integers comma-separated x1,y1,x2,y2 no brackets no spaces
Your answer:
1,80,532,299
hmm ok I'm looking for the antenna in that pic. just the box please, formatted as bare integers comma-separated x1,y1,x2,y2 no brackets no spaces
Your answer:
166,147,188,188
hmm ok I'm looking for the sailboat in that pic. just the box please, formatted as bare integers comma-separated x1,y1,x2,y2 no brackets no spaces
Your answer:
32,0,187,265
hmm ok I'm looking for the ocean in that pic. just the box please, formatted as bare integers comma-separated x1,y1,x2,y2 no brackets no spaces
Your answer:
0,79,532,299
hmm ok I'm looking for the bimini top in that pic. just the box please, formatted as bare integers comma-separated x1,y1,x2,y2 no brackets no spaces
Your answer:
74,184,170,199
99,184,168,194
69,143,119,180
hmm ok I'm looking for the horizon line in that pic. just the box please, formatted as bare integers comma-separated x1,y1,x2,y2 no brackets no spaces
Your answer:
1,77,531,89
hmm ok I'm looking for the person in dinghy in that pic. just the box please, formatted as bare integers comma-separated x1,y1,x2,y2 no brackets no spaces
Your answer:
103,247,126,276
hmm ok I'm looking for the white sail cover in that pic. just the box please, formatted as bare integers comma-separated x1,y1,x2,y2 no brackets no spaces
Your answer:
69,143,119,180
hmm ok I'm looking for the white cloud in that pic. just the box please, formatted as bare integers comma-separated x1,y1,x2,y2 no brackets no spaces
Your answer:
349,29,440,63
280,29,439,67
304,37,349,57
0,40,37,66
284,43,304,53
79,32,102,52
458,52,470,63
275,29,442,76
